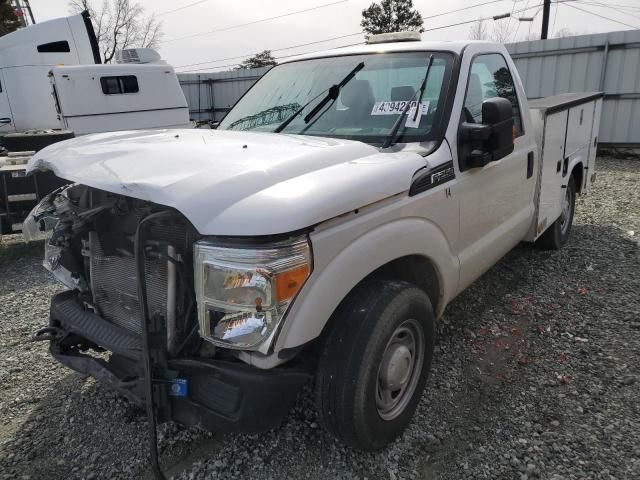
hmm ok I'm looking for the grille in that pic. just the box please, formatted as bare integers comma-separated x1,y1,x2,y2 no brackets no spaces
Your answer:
89,223,186,335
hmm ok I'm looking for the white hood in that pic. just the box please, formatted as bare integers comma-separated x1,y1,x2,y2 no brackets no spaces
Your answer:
27,129,428,235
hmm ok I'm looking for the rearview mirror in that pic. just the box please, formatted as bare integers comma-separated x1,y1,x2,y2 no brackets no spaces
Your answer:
459,97,514,171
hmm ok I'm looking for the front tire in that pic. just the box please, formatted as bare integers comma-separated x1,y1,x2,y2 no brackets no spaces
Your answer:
537,175,576,250
315,280,435,450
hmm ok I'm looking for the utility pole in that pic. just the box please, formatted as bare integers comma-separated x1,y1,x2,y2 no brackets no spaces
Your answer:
23,0,36,25
11,1,35,26
540,0,551,40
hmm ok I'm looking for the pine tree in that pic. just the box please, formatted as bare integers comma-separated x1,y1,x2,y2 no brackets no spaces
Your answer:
0,1,22,36
361,0,424,35
236,50,277,70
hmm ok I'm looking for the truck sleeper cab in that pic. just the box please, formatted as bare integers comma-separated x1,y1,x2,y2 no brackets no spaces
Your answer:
0,12,190,236
25,34,602,454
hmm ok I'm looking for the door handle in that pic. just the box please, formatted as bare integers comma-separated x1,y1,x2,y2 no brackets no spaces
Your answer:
0,117,11,124
526,151,534,179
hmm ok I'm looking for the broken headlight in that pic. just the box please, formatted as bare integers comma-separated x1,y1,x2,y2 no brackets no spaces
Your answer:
23,185,87,291
194,237,311,351
22,192,60,243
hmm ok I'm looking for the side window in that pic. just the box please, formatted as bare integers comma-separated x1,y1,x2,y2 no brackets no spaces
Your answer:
100,76,139,95
37,41,71,53
463,54,524,137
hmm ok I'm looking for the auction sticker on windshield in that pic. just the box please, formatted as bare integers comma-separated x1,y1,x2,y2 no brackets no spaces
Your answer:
371,101,429,116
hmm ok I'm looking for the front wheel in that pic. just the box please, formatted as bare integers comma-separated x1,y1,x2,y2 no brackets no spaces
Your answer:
315,280,435,450
536,175,576,250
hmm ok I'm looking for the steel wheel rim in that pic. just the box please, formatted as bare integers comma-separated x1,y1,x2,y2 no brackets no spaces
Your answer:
559,185,573,234
376,318,425,421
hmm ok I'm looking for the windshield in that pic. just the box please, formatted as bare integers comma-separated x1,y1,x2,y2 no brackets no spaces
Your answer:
218,51,454,144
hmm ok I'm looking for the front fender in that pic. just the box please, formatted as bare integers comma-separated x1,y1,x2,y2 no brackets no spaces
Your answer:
274,216,460,351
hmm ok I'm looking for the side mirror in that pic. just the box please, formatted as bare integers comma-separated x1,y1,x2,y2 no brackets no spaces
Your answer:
459,97,514,170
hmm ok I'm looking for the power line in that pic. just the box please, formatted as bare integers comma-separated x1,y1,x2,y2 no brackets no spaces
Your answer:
156,0,210,17
513,0,531,40
178,42,365,73
176,0,518,69
580,1,640,11
177,1,545,73
506,0,519,41
175,32,364,69
578,0,640,21
421,0,508,20
551,0,560,36
161,0,349,43
563,2,639,28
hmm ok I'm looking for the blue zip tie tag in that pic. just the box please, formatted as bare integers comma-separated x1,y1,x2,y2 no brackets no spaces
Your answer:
169,378,188,397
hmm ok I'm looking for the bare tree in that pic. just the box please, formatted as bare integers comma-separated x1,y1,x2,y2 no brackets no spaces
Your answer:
468,20,488,40
553,28,589,38
490,20,513,43
69,0,163,63
521,31,541,42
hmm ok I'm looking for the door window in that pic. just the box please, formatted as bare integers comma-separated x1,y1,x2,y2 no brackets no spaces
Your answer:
463,54,524,136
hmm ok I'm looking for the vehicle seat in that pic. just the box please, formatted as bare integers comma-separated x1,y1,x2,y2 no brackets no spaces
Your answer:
338,79,376,125
391,86,415,101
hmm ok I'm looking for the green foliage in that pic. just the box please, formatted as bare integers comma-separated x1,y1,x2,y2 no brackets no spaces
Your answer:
0,0,22,36
236,50,277,70
361,0,424,35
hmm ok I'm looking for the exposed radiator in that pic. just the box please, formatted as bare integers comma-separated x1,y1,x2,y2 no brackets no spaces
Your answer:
89,223,185,335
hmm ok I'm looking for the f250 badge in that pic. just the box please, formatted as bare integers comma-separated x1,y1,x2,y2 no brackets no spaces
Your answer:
431,167,455,185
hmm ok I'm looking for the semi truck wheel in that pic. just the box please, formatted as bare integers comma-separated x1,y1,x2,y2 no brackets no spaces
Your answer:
315,279,435,450
537,175,576,250
0,130,74,153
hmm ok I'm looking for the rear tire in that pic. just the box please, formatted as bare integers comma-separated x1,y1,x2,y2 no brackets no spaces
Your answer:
536,175,576,250
315,279,435,451
0,129,74,153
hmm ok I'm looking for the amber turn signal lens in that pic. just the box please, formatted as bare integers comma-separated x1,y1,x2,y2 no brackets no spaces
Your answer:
273,264,310,303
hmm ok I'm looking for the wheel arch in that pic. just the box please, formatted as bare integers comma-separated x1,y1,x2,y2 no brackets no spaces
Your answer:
569,160,584,193
273,218,459,351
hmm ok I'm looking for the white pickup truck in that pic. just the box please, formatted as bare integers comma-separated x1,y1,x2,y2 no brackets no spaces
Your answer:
25,33,602,457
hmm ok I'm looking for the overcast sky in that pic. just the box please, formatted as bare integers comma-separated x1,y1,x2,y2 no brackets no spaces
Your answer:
28,0,640,72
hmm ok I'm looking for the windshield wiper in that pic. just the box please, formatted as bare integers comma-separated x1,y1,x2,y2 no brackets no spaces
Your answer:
382,54,434,149
274,61,365,133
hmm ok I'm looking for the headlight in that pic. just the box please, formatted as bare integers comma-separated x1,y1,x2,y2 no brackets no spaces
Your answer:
22,193,59,243
194,236,312,351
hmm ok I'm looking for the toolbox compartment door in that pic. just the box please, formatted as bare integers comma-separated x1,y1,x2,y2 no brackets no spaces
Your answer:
525,92,603,242
535,110,568,238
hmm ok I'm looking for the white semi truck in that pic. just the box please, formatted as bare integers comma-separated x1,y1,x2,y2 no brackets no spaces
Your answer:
24,32,601,475
0,12,189,234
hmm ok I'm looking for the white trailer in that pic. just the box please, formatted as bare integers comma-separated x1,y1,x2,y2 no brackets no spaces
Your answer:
0,12,190,234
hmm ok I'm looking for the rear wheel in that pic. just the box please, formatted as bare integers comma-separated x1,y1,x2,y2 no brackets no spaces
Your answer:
315,279,435,450
537,175,576,250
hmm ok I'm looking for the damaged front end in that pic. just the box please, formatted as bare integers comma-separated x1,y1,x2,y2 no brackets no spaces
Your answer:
25,184,310,440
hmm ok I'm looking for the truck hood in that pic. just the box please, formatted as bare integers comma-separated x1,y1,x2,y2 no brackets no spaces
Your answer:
27,129,428,235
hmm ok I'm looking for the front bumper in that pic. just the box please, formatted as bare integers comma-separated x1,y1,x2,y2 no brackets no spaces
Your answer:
45,291,311,433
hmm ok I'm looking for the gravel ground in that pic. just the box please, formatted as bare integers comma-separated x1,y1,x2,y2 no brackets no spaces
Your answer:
1,157,638,480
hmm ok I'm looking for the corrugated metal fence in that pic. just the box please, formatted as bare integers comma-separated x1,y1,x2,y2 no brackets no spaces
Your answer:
178,30,640,144
178,67,271,123
506,29,640,145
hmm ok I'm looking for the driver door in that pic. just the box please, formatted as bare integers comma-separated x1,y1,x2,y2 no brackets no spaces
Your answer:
456,52,535,291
